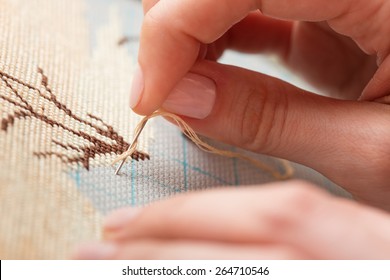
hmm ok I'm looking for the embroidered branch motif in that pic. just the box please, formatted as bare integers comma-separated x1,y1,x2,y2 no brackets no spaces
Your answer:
0,68,149,170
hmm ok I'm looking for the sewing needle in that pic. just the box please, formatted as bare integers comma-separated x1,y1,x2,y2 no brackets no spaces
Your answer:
114,119,149,175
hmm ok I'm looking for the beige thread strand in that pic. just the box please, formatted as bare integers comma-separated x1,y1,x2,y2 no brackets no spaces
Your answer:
113,111,294,180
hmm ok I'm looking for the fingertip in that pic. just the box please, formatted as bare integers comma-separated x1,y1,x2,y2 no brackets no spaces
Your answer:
129,63,165,115
135,0,212,117
129,64,144,109
131,95,164,116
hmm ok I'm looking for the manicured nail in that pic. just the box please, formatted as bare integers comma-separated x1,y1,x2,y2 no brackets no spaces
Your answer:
103,207,141,230
129,64,144,108
72,242,117,260
162,73,216,119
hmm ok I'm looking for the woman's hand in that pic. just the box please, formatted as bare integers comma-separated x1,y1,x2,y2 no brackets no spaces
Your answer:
73,181,390,259
128,0,390,210
71,1,390,260
132,0,390,114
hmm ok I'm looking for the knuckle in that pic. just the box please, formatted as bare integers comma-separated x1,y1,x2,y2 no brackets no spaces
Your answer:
233,82,289,153
238,86,266,149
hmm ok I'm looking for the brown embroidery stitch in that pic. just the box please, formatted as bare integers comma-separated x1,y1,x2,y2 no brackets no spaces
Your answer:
0,68,149,170
117,36,139,46
118,36,130,46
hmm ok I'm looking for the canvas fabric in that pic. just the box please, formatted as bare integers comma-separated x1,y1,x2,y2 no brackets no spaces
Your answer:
0,0,350,259
0,0,152,259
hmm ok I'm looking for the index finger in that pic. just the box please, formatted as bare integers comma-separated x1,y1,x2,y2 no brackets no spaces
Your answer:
133,0,357,115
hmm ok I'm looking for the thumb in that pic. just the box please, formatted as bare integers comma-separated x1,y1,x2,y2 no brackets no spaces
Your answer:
161,60,390,207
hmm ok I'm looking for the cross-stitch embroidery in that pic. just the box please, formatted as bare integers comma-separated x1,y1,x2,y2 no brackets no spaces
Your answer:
0,68,149,170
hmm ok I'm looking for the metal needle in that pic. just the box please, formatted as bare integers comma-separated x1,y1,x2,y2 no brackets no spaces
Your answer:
114,119,149,175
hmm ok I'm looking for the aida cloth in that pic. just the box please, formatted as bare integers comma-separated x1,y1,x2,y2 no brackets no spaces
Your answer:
0,0,152,259
0,0,350,259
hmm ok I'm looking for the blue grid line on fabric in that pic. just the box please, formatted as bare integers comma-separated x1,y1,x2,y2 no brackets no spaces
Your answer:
70,168,130,206
181,133,188,192
232,158,240,186
173,159,232,186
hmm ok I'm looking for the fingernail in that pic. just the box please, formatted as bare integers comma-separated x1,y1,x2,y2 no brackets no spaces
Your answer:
129,64,144,108
163,73,216,119
72,242,117,260
103,207,141,230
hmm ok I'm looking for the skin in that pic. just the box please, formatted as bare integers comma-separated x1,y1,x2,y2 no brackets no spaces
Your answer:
74,182,390,259
73,0,390,259
133,0,390,209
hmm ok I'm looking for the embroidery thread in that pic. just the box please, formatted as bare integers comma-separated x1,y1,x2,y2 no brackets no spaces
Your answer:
114,111,294,180
0,68,149,170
